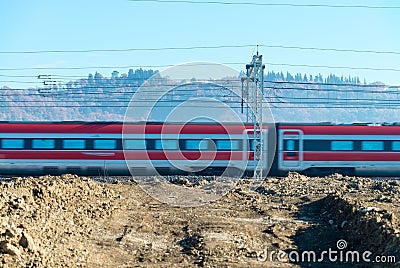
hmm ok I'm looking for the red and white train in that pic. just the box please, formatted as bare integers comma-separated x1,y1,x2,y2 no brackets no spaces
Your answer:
0,121,399,176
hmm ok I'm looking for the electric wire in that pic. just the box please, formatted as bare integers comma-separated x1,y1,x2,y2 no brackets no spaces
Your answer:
2,80,399,92
1,61,398,73
128,0,400,9
261,45,400,56
1,77,397,88
1,44,399,56
1,104,400,109
0,45,256,54
265,62,400,72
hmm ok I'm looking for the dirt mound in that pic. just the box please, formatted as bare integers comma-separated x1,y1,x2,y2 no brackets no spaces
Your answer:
322,195,399,257
0,175,119,267
0,173,398,267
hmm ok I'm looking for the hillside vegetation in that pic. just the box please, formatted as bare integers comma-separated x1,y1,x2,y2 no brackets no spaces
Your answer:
1,69,398,123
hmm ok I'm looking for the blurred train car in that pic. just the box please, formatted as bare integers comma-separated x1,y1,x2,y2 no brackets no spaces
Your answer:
0,122,266,176
277,123,400,176
0,121,399,176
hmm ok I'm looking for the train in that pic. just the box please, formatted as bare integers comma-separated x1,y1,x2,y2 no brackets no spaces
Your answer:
0,121,400,176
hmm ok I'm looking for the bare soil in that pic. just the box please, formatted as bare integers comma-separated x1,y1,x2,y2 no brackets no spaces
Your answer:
0,173,399,267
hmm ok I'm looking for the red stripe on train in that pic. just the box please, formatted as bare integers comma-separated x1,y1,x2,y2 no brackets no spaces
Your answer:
0,151,245,161
283,132,300,136
0,123,251,135
283,152,299,161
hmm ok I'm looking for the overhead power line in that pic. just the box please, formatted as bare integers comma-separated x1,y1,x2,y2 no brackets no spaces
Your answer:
2,103,400,109
2,79,399,89
2,96,400,104
265,62,400,72
265,86,400,94
0,62,244,71
264,80,399,88
261,45,400,56
0,45,255,55
1,79,400,95
129,0,400,9
0,65,173,71
1,62,399,73
0,44,398,56
1,73,398,88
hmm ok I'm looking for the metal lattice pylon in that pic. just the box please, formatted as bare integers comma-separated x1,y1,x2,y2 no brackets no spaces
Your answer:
244,53,265,180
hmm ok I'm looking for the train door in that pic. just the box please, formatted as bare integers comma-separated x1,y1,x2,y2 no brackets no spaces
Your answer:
279,130,303,168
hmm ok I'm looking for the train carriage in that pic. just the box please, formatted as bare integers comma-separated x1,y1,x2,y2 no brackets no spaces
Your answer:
0,121,399,176
0,122,264,176
278,123,400,176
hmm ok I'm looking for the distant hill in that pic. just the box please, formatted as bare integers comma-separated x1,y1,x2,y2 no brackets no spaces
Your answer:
2,69,399,123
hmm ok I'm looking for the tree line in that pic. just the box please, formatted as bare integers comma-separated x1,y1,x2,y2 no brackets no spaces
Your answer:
265,70,365,85
60,69,367,91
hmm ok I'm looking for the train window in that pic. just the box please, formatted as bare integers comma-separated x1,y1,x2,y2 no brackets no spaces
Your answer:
392,141,400,151
63,139,86,149
32,139,55,149
361,141,384,151
93,139,116,150
1,139,24,149
216,140,240,151
331,141,353,151
185,140,209,150
249,140,254,151
154,140,178,150
286,140,295,151
124,139,146,150
304,140,330,151
284,139,299,151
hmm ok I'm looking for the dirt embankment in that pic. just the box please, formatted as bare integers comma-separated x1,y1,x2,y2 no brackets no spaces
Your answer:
0,173,399,267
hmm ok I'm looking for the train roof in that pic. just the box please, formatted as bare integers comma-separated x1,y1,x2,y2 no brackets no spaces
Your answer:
0,121,254,134
279,122,400,126
0,121,251,125
1,121,400,126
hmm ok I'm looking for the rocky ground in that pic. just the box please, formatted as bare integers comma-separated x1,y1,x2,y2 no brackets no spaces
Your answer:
0,173,399,267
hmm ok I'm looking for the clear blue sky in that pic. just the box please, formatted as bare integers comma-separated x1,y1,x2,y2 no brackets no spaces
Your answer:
1,0,399,88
